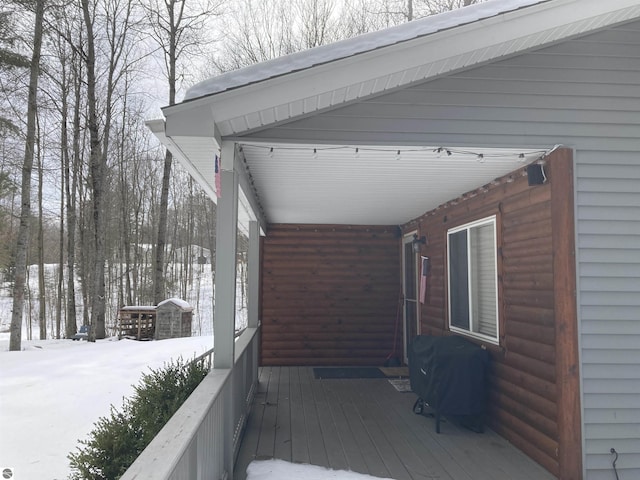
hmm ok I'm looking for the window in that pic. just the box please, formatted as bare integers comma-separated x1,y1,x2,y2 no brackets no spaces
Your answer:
447,216,498,343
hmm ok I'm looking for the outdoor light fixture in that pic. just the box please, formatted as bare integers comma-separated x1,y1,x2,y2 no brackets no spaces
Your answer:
412,234,427,253
527,163,547,185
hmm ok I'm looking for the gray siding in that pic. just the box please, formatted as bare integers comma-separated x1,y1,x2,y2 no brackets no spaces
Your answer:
245,20,640,480
577,151,640,479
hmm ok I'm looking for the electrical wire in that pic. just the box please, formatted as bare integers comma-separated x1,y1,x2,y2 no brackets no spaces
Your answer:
241,142,552,161
610,448,619,480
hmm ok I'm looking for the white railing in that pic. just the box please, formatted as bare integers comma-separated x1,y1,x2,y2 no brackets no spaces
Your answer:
120,327,259,480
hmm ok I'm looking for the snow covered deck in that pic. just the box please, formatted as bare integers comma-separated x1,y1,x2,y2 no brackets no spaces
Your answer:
235,366,555,480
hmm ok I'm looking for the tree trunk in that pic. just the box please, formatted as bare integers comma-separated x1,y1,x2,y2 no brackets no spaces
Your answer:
9,0,45,351
117,95,132,305
57,150,64,339
152,0,180,305
37,120,46,340
65,44,82,339
81,0,107,341
154,149,172,304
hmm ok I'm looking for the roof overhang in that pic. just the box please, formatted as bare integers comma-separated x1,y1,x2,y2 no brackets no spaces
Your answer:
151,0,640,227
164,0,640,138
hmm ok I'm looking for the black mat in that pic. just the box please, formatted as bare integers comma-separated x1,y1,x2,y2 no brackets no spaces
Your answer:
313,367,386,379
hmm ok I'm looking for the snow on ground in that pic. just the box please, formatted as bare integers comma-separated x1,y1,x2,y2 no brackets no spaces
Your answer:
0,335,214,480
246,459,395,480
0,263,357,480
0,338,388,480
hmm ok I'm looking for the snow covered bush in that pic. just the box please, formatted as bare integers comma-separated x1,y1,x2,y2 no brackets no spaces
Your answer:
68,357,208,479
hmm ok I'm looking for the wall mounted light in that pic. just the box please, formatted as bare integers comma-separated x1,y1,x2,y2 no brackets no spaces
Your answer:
527,163,547,185
412,234,427,253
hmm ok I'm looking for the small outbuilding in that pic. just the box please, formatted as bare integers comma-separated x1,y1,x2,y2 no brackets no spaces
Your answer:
155,298,193,340
118,306,157,340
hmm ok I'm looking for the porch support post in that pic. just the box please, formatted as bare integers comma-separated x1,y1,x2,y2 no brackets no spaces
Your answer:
214,141,238,369
550,148,582,479
214,141,238,480
247,221,260,329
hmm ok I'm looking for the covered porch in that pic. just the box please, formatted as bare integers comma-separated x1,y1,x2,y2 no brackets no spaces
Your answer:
117,0,640,478
236,366,555,480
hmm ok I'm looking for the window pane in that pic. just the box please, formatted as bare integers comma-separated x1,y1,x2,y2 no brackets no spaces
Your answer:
449,230,469,330
470,223,497,337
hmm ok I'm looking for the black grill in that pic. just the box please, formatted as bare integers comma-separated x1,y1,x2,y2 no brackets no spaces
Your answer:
409,335,489,433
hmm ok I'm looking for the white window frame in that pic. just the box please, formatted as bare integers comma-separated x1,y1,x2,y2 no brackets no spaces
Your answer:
447,215,499,344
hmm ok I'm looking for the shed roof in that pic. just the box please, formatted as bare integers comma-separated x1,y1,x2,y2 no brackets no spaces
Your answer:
158,298,193,311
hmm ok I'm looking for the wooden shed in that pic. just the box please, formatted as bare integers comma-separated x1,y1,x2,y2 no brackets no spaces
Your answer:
155,298,193,340
118,306,156,340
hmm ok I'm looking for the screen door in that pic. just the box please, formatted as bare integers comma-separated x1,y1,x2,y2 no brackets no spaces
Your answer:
402,234,419,363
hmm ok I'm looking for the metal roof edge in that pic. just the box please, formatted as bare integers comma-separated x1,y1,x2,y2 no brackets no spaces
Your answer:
161,0,640,126
182,0,550,102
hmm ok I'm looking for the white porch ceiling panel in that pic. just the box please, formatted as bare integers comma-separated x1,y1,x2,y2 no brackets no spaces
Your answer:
240,143,545,225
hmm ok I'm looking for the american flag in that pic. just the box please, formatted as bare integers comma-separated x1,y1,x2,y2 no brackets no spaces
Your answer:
214,154,221,198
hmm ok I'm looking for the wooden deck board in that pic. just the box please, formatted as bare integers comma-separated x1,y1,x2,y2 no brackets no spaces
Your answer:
255,367,279,459
309,369,350,471
321,379,370,474
234,367,271,474
273,366,292,462
382,393,469,480
300,367,330,467
358,380,452,480
234,367,556,480
289,367,310,464
338,380,412,480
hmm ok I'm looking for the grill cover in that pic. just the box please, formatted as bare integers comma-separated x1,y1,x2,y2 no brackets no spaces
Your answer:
409,335,489,416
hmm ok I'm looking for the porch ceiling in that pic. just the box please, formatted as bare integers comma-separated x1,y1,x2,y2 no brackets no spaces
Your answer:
237,142,547,225
155,0,640,227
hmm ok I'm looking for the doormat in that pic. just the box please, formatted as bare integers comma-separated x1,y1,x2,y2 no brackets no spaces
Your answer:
388,378,412,393
313,367,386,379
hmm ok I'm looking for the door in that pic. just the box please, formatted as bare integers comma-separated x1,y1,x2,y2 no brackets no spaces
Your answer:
402,233,419,363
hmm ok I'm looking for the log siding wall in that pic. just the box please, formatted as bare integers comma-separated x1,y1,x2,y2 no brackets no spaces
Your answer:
404,150,578,477
261,224,401,366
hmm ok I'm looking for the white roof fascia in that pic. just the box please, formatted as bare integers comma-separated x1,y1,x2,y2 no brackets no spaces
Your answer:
163,0,640,138
163,103,222,145
146,119,219,201
147,121,268,232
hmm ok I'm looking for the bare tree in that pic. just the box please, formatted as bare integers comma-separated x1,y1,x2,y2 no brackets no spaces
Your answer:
8,0,45,351
208,0,487,76
36,117,46,340
376,0,486,22
49,12,81,339
79,0,139,340
80,0,105,341
143,0,221,305
208,0,340,73
0,10,29,287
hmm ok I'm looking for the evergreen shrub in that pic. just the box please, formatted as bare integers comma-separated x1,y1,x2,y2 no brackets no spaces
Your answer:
68,357,208,480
